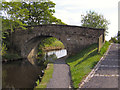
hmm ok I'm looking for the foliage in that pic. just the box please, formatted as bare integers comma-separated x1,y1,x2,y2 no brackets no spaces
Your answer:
109,37,118,43
37,37,64,62
2,0,66,57
2,17,27,33
36,79,40,86
42,37,57,46
2,1,28,32
2,1,66,27
37,37,64,53
42,37,64,50
38,44,45,56
109,31,120,44
1,43,7,56
117,31,120,43
81,10,110,35
66,41,110,88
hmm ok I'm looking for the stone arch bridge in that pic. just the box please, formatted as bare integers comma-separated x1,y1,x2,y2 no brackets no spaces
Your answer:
11,24,105,59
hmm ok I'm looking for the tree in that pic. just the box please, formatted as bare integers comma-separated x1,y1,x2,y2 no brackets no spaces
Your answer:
2,1,66,28
1,0,66,56
81,10,110,35
109,31,120,44
117,31,120,43
2,0,66,44
2,2,28,31
109,37,118,43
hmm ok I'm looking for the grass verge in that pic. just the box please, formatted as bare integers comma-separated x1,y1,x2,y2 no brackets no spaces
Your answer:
34,63,54,89
65,41,110,88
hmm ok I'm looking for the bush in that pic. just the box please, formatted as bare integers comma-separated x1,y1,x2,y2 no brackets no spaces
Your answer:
109,37,118,43
2,43,7,56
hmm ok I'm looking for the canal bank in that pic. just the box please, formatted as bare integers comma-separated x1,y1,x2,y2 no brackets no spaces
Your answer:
65,41,110,88
2,49,67,88
35,49,69,88
2,58,47,88
2,41,110,89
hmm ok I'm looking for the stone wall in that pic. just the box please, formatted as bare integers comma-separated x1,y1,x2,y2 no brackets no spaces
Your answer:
11,24,105,58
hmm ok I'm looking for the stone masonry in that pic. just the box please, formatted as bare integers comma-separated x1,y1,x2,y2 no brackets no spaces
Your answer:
11,24,105,58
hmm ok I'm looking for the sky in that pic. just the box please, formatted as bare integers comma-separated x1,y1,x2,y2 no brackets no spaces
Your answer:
2,0,119,41
51,0,119,41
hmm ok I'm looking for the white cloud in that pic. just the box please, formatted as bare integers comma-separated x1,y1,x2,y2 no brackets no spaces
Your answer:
53,0,118,9
51,0,119,40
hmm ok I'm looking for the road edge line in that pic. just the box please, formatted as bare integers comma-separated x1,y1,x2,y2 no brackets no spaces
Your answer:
79,43,112,88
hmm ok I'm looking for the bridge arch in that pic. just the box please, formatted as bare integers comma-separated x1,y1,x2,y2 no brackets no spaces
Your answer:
21,35,66,64
11,24,105,59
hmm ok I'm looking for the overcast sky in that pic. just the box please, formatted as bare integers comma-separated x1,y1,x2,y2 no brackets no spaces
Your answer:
3,0,119,40
51,0,119,41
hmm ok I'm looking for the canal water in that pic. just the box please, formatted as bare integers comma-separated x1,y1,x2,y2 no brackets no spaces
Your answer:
2,49,67,88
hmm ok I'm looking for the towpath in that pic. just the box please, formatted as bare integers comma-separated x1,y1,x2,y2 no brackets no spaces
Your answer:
47,56,71,88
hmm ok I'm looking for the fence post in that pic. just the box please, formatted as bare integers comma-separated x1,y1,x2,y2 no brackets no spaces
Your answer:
98,35,103,52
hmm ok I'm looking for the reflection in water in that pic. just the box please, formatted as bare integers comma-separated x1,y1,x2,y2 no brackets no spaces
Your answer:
2,59,42,88
2,49,67,88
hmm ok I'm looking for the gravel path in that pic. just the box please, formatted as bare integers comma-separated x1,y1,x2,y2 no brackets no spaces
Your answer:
80,43,120,88
47,56,71,88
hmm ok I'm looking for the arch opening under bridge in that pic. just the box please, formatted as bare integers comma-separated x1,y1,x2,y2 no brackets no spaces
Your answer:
11,24,105,59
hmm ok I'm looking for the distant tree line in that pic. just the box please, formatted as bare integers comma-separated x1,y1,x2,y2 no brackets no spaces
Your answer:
109,31,120,44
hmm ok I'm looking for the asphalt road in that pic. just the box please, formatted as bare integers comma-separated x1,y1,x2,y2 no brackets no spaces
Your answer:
80,43,120,89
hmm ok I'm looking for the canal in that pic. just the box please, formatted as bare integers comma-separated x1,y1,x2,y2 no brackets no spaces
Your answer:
2,49,67,88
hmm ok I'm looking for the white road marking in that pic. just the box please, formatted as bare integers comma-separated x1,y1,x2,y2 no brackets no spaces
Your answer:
79,44,119,88
101,59,118,62
94,74,119,77
100,65,119,67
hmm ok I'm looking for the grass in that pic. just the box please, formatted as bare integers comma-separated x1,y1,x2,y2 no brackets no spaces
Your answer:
99,41,110,55
65,41,110,88
43,40,64,51
34,63,54,89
